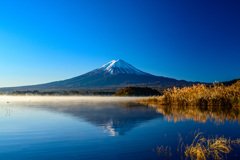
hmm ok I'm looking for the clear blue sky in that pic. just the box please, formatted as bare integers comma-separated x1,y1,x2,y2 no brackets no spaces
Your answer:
0,0,240,87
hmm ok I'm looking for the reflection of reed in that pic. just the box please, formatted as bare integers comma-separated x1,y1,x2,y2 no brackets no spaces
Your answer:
0,108,12,117
155,145,172,159
147,104,240,124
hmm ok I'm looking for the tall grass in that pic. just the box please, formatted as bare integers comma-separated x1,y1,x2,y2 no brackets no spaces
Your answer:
156,132,240,160
140,81,240,109
184,133,240,160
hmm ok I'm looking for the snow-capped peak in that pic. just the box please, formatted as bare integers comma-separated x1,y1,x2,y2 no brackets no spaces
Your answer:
99,59,149,75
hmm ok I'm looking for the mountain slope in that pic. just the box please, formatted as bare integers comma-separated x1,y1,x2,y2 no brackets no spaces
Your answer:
0,59,201,92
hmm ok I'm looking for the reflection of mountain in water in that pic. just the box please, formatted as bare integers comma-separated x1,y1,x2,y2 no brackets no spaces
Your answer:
34,102,163,136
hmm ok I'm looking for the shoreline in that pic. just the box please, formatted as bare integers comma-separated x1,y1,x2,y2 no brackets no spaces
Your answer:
0,95,149,104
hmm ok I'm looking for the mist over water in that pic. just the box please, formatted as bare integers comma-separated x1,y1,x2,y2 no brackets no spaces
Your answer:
0,96,240,159
0,96,148,105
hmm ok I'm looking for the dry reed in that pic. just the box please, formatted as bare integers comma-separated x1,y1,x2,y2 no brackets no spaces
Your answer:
156,133,240,160
140,81,240,109
184,133,240,160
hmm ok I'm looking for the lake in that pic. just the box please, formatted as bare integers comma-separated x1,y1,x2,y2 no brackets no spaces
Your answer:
0,96,240,159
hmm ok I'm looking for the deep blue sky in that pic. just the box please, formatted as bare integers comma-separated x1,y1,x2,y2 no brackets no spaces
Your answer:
0,0,240,87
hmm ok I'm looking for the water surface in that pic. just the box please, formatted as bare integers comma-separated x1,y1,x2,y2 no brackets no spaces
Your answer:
0,96,240,159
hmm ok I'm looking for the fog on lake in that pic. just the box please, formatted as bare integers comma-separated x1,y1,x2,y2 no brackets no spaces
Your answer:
0,96,239,159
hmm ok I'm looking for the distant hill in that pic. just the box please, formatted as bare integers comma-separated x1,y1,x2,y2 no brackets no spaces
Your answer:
114,87,162,96
0,59,203,92
219,79,240,86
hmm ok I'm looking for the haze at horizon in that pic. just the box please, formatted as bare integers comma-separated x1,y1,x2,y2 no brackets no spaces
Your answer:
0,0,240,87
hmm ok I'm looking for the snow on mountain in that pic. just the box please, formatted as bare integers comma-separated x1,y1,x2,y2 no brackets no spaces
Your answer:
98,59,149,75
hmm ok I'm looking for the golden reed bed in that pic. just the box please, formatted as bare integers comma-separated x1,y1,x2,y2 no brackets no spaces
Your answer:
139,81,240,109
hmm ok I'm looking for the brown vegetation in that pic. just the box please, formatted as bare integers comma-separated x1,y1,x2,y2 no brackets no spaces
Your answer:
156,132,240,160
184,133,240,160
139,80,240,109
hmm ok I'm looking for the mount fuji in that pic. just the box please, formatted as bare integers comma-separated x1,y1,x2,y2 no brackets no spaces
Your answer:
0,59,199,91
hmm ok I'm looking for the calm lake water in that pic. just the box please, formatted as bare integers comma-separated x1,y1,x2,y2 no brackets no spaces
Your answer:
0,96,240,159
